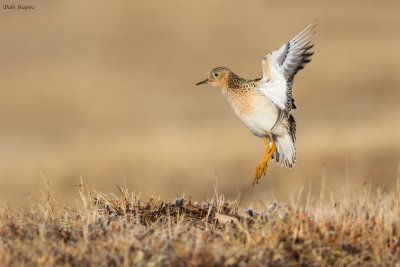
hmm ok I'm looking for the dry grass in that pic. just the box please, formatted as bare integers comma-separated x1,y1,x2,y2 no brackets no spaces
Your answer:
1,178,399,266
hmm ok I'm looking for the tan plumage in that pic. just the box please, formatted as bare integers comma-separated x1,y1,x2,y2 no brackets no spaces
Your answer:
196,24,315,184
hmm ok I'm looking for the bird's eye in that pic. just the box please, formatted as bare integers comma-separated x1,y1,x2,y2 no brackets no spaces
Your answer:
214,73,219,77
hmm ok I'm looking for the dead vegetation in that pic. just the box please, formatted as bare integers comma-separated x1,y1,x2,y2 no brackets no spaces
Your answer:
0,179,399,266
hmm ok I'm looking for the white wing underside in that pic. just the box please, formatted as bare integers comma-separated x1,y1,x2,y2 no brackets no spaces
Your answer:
257,23,315,113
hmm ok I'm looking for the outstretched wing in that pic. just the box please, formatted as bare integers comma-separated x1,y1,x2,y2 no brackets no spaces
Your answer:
257,23,315,115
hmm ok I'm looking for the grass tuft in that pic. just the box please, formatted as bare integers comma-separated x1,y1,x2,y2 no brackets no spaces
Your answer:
0,183,399,266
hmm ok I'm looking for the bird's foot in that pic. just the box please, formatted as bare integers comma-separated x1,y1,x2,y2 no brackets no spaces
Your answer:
253,135,276,186
253,159,268,186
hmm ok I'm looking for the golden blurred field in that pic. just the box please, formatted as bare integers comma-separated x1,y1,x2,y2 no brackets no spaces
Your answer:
0,0,400,206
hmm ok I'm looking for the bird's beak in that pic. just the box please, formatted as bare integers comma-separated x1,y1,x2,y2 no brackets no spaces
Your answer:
195,79,208,86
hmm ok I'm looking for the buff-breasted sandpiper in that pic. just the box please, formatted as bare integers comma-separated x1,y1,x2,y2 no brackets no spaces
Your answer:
196,23,315,185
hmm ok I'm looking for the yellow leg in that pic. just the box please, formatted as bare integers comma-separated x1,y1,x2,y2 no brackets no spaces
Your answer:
253,133,277,185
253,137,271,185
261,132,277,174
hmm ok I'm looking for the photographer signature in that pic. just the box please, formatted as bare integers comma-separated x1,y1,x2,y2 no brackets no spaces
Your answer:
3,4,35,11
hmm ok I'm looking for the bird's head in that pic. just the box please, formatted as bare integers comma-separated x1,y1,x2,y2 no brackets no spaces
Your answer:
196,67,232,89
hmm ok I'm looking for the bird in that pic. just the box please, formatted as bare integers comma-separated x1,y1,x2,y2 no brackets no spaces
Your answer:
196,23,315,185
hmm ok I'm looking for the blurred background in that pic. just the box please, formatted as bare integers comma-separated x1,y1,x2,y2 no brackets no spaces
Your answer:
0,0,399,206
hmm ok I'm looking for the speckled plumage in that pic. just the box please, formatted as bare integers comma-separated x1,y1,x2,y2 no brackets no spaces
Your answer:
196,24,315,184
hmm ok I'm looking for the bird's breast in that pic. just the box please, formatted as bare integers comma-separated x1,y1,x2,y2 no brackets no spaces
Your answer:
224,89,280,136
225,89,260,116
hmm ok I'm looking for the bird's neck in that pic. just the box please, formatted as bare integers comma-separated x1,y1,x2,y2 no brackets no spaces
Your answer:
222,73,260,93
226,72,245,90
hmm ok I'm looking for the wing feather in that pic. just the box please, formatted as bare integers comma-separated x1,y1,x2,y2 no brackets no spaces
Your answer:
257,23,315,115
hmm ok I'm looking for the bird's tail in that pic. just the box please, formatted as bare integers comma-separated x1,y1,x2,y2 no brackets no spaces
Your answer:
271,115,297,168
